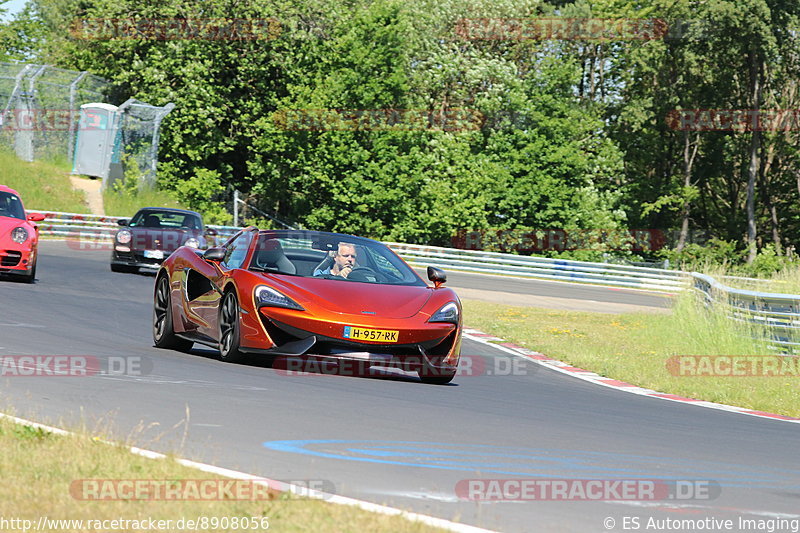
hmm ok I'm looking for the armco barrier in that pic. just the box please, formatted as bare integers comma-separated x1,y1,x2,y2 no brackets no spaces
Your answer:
32,211,800,350
386,242,687,292
691,272,800,350
32,211,239,246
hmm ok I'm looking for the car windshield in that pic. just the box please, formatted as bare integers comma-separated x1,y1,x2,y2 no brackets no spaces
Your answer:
248,231,425,286
0,192,26,220
129,210,202,230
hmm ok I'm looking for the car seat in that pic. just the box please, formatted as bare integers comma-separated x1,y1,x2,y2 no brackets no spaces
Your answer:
255,239,296,274
143,214,161,228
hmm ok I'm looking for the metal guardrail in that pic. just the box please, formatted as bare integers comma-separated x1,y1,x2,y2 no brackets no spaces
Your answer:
32,211,239,246
386,242,687,292
32,211,800,350
691,272,800,350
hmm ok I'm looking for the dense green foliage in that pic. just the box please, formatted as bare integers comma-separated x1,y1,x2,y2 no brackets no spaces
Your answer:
3,0,800,271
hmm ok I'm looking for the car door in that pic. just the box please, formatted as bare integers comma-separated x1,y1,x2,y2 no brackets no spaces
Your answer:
184,230,254,340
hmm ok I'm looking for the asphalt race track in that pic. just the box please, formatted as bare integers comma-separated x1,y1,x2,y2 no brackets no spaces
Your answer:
1,241,798,532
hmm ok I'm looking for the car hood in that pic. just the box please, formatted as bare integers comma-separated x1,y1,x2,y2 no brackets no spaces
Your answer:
125,227,202,252
267,276,433,319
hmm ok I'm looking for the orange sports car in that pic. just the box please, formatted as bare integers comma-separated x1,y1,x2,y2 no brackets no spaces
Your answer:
153,228,463,384
0,185,45,283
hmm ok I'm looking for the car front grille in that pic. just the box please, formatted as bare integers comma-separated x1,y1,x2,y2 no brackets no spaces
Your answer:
0,251,22,267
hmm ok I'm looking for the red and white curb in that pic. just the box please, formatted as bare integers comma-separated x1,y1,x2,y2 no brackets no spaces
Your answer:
0,412,498,533
463,329,800,424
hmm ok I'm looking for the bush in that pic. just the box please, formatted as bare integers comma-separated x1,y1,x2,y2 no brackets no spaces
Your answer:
656,238,741,271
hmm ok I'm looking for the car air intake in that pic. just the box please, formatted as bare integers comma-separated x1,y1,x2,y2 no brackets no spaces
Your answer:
0,251,22,267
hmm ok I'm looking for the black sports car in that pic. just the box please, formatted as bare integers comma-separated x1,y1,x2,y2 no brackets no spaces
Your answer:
111,207,217,273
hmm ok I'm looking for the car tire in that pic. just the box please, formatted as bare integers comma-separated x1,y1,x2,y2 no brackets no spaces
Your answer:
20,258,36,283
153,275,193,351
218,290,246,363
111,263,136,273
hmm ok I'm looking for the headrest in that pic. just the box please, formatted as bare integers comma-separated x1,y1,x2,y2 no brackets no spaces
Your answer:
258,239,284,263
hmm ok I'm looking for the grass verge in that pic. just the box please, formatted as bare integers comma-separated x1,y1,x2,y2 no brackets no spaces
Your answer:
0,415,448,533
0,151,88,212
462,293,800,418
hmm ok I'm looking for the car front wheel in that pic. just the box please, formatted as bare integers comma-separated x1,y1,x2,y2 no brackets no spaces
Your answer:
111,263,136,273
219,291,246,363
20,258,36,283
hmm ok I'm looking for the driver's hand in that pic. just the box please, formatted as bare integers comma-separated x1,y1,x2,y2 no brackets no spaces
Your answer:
339,265,353,278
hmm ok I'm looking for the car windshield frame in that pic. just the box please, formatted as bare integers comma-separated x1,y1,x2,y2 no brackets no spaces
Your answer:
0,191,26,220
129,210,203,230
247,230,426,287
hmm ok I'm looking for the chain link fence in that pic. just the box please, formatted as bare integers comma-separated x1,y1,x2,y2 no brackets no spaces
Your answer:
1,63,174,190
114,98,175,189
0,63,108,162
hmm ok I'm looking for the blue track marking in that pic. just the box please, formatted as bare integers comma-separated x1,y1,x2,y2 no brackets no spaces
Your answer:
262,440,800,490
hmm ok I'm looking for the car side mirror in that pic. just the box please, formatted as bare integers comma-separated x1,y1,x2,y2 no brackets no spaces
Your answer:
205,228,218,236
427,266,447,289
203,247,226,262
26,213,45,222
117,219,129,226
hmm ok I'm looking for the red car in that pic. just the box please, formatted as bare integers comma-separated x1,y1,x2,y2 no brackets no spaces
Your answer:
0,186,45,283
153,228,463,384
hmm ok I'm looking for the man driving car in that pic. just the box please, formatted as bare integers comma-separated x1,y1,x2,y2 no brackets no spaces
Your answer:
314,242,358,278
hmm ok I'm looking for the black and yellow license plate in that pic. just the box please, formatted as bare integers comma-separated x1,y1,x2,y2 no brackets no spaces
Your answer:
343,326,399,343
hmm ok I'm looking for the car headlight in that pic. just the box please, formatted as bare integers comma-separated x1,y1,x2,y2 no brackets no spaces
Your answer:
116,230,132,244
428,302,459,324
255,285,304,311
11,227,28,244
185,237,200,248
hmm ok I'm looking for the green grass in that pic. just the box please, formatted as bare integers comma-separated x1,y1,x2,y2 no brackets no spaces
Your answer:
462,293,800,417
103,187,189,217
0,415,448,533
0,150,88,213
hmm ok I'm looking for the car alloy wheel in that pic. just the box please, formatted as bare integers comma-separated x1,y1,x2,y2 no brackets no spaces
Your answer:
153,275,193,351
219,291,245,363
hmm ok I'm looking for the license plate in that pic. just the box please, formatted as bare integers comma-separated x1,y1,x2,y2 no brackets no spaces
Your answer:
343,326,399,343
144,250,164,260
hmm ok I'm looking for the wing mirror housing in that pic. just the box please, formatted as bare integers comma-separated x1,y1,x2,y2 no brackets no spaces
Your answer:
427,266,447,289
205,228,218,236
26,213,45,222
117,219,129,226
203,247,226,262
